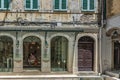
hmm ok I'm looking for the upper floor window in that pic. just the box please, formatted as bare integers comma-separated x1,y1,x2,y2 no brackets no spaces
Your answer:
25,0,39,10
81,0,95,11
54,0,67,11
0,0,10,10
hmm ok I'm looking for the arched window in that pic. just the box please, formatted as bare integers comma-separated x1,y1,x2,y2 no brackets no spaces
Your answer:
0,36,13,72
23,36,41,70
51,36,68,71
78,36,94,71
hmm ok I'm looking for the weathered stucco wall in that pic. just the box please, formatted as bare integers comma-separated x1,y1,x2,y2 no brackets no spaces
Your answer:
0,0,98,24
107,0,120,18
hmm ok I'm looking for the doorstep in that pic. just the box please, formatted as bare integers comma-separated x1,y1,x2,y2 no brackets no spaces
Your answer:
105,70,120,78
0,73,102,79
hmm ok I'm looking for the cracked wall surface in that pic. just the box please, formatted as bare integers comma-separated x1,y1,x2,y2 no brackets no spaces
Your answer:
0,0,98,26
107,0,120,18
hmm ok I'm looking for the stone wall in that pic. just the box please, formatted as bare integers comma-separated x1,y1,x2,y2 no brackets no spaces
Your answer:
107,0,120,18
0,0,98,25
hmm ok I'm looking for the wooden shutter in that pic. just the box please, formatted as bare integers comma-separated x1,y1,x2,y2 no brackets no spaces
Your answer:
78,36,94,71
83,0,87,10
55,0,60,9
90,0,94,10
78,43,93,71
62,0,66,9
26,0,31,9
0,0,1,8
4,0,9,9
33,0,38,9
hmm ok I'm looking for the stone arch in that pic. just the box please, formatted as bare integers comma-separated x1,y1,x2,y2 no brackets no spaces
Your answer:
22,33,43,70
106,27,120,36
75,33,98,72
77,36,94,71
49,33,71,42
22,33,44,42
48,33,73,72
0,33,15,41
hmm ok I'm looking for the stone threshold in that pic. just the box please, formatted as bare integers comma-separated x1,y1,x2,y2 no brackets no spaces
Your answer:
105,71,120,78
0,74,102,79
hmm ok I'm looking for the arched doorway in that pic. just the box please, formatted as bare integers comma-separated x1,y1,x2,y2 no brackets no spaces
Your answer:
114,41,120,69
112,30,120,69
51,36,68,71
0,36,13,72
23,36,41,70
78,36,94,71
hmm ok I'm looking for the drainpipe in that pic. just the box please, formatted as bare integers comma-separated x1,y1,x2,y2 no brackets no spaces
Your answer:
99,0,103,74
99,0,106,75
99,26,102,74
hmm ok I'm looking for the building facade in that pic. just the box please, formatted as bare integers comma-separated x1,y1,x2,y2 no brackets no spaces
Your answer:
101,0,120,79
0,0,104,80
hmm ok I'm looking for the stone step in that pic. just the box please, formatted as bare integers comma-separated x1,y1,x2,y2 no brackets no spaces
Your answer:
0,75,103,80
105,77,120,80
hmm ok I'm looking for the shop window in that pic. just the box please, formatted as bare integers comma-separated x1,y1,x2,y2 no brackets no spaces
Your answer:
0,36,13,72
23,36,41,70
51,36,68,71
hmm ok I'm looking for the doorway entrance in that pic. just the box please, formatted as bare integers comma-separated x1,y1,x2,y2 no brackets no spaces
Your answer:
78,36,94,71
114,41,120,69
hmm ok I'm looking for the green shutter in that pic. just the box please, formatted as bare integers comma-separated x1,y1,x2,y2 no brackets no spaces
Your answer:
26,0,31,9
62,0,66,9
4,0,9,9
33,0,38,9
0,0,1,8
90,0,94,10
83,0,87,10
55,0,59,9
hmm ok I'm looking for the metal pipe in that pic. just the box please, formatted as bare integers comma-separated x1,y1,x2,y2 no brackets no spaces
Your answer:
0,21,98,25
0,29,84,32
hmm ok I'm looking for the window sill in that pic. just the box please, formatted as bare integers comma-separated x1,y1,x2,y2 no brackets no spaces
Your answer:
81,11,95,14
53,9,67,12
24,9,39,11
0,9,10,11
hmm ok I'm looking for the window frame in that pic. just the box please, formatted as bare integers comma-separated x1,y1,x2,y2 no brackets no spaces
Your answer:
25,0,39,10
0,0,10,10
53,0,68,11
81,0,95,11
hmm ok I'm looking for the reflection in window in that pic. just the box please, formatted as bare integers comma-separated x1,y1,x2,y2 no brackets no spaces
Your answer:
23,36,41,70
51,36,68,71
25,0,38,10
0,36,13,72
54,0,67,11
81,0,95,11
